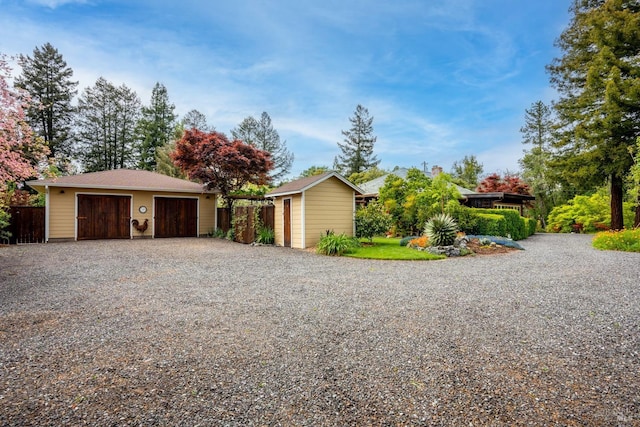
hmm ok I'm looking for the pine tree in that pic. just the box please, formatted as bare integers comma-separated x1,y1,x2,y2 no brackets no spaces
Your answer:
137,82,177,171
518,101,558,227
231,112,293,181
76,77,141,172
451,155,483,190
182,109,212,132
547,0,640,230
15,43,77,166
334,104,380,176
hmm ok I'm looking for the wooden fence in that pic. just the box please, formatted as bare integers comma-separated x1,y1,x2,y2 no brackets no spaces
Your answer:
217,205,274,244
8,206,45,244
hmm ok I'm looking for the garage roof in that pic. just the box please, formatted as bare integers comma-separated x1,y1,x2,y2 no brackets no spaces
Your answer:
26,169,218,194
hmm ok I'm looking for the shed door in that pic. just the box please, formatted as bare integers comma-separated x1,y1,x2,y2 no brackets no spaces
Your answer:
283,198,291,247
155,197,198,238
77,194,131,240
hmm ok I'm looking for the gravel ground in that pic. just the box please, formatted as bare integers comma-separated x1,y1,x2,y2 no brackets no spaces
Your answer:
1,233,639,426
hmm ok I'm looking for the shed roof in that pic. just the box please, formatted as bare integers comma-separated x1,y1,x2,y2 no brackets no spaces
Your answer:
266,171,363,198
26,169,217,194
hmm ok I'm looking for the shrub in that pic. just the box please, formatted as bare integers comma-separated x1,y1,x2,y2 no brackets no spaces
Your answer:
547,192,636,233
409,235,429,248
209,228,226,238
424,213,458,246
225,228,235,241
473,209,526,240
475,213,507,237
399,235,419,246
255,226,275,244
592,228,640,252
355,201,392,242
450,205,480,235
524,217,537,236
0,208,11,242
316,232,360,256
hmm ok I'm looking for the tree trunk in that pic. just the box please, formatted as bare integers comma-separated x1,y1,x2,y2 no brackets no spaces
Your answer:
610,175,625,230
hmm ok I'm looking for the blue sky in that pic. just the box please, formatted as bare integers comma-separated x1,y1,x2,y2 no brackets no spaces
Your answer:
0,0,572,179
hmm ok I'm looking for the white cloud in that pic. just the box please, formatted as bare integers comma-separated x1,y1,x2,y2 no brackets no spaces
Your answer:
25,0,88,8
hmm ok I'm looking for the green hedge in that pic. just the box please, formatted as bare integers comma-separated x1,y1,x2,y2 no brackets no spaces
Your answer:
524,217,537,236
473,209,528,240
476,213,506,237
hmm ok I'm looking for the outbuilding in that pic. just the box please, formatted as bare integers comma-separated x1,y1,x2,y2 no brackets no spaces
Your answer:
26,169,218,242
266,171,362,249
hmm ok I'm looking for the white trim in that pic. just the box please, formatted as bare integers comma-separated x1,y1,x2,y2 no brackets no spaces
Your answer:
152,195,200,238
75,192,134,241
45,185,50,243
300,191,306,249
352,190,356,237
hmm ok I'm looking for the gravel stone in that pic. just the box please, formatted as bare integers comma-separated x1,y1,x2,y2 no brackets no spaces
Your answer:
1,233,639,426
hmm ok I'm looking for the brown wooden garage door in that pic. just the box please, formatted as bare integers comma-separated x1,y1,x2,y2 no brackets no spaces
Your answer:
154,197,198,238
77,194,131,240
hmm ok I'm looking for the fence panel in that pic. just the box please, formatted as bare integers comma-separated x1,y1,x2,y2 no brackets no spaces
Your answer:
261,205,275,230
8,206,45,244
217,208,231,233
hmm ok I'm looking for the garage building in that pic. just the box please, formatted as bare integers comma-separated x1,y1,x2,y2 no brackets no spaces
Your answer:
26,169,218,241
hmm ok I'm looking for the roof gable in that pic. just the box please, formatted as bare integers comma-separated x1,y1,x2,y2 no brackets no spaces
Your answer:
266,171,363,197
26,169,216,194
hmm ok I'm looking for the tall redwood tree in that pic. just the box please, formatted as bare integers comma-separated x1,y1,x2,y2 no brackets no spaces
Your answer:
172,129,273,210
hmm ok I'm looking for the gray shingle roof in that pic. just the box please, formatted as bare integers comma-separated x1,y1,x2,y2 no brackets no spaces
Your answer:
26,169,217,194
266,171,363,197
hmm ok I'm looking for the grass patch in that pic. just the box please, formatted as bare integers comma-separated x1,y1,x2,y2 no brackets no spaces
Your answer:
345,237,445,260
592,228,640,252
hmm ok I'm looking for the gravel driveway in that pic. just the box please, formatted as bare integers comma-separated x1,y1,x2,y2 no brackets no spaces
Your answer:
1,234,639,426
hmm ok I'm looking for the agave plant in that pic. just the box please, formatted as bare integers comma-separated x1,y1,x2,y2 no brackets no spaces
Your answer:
424,213,458,247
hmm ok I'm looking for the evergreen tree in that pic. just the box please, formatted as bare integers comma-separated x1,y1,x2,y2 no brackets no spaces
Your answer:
519,101,559,227
14,42,77,166
183,109,212,132
137,82,177,171
334,105,380,176
76,77,141,172
299,165,330,178
450,155,483,190
231,112,293,181
155,125,186,179
547,0,640,230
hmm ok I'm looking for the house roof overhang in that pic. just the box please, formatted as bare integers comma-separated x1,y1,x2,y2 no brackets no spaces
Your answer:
26,169,219,195
266,171,363,198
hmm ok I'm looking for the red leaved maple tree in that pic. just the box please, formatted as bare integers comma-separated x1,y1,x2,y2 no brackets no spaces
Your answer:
172,129,274,208
476,173,532,195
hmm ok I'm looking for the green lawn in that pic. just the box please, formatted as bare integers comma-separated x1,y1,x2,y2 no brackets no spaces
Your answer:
345,237,445,260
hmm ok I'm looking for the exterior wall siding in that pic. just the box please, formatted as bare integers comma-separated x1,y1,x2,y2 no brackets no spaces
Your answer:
304,177,354,248
273,198,284,247
46,187,215,240
48,188,76,240
291,194,303,249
